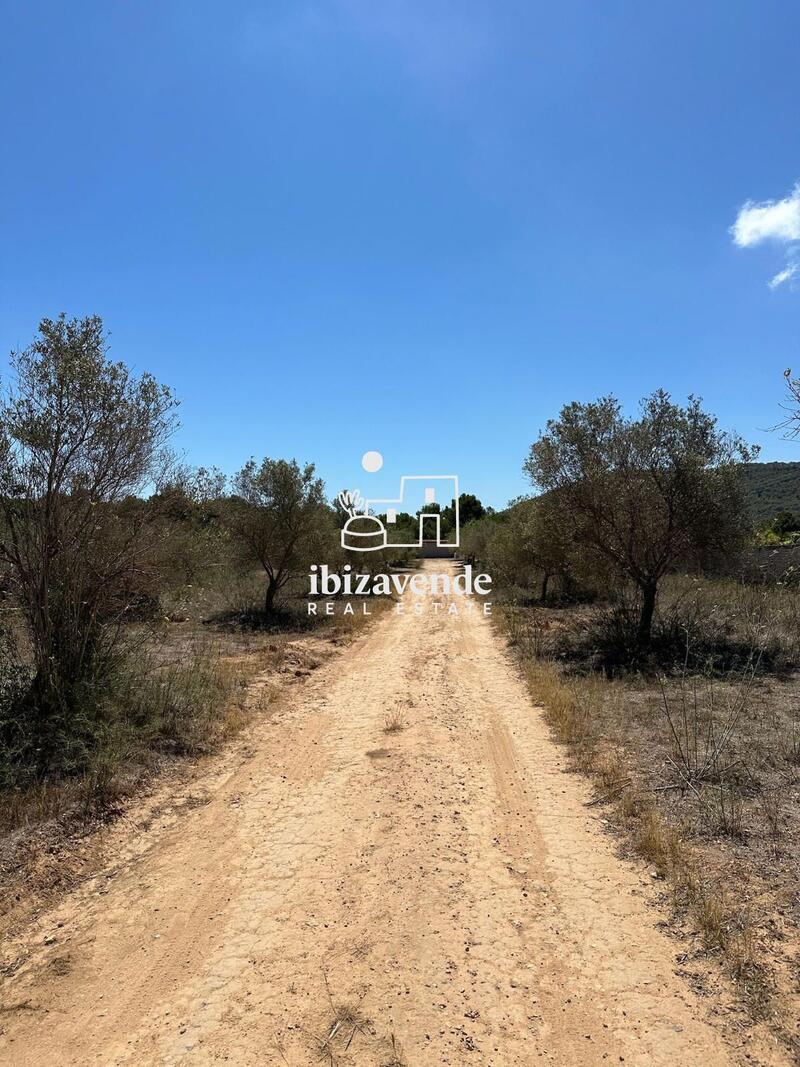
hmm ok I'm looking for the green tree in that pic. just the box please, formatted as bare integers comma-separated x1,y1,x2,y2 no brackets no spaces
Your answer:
494,496,582,601
484,505,538,593
0,315,178,769
148,466,230,592
415,500,454,540
459,515,497,566
524,391,754,646
442,493,485,531
771,510,800,537
231,458,326,614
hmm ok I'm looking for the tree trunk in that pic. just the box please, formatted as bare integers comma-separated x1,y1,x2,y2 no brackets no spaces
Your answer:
638,582,657,647
559,570,575,598
264,577,278,615
540,572,549,603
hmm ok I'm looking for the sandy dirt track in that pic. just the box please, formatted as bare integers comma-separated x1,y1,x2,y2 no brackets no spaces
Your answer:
0,564,757,1065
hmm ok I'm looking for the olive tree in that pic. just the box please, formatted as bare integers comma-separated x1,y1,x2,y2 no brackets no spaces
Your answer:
148,466,230,592
0,315,178,766
483,503,540,594
459,515,497,566
524,391,753,645
231,458,326,614
487,496,579,602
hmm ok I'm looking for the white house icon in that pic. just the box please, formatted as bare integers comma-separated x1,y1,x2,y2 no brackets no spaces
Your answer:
340,475,460,552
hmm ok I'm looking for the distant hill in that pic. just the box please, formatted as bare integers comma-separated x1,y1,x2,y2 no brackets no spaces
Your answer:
740,462,800,524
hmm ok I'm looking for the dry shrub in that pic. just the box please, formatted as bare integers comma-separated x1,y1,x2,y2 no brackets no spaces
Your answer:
504,605,550,660
509,574,800,678
525,660,598,752
115,645,237,756
521,654,769,1009
381,1033,408,1067
634,808,685,877
383,710,405,734
0,644,238,837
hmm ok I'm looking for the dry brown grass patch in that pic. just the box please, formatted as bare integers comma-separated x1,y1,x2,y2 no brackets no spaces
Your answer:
382,710,406,734
512,644,776,1023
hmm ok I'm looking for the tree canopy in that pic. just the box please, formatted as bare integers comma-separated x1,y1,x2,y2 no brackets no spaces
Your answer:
524,391,754,643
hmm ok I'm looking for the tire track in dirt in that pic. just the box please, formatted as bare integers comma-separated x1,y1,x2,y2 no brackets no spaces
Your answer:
0,564,784,1065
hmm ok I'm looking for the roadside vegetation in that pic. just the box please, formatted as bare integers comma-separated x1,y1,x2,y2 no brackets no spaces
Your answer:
462,387,800,1053
0,315,387,856
0,314,485,856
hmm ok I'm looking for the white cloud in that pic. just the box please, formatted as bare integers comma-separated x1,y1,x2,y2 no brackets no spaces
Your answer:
731,181,800,290
731,183,800,247
768,264,798,290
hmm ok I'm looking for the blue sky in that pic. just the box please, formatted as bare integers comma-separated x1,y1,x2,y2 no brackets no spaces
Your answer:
2,1,799,507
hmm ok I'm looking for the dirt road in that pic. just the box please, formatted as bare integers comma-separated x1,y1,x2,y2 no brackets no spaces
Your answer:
0,564,753,1065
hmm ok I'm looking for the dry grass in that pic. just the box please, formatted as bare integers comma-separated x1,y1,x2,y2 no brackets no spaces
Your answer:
523,598,800,1038
302,973,371,1065
502,573,800,677
516,623,785,1032
381,1033,408,1067
513,654,782,1025
382,710,406,734
0,642,240,839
